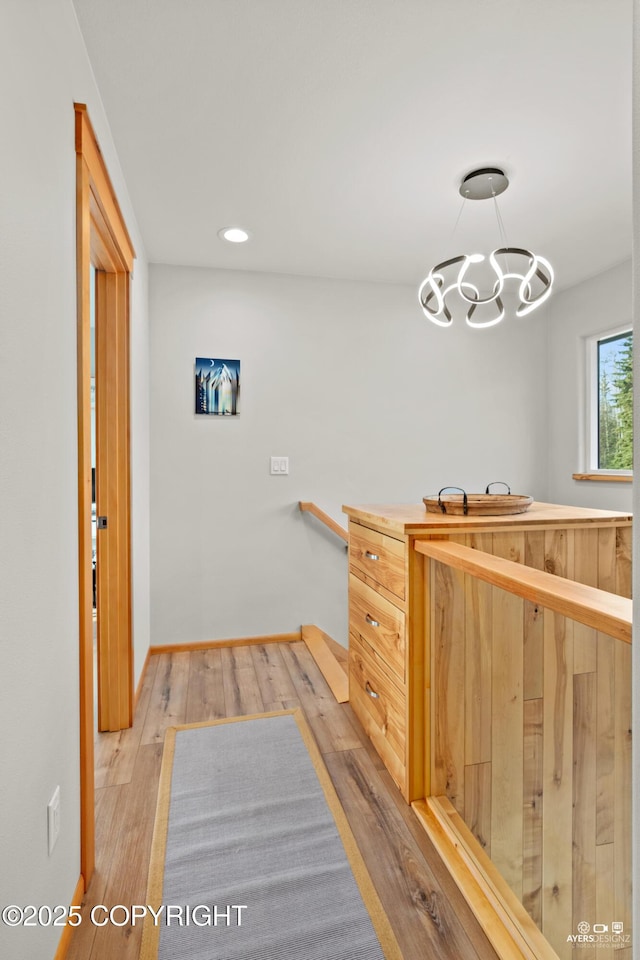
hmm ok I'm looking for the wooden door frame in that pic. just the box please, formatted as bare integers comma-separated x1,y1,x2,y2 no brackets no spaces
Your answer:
75,103,135,882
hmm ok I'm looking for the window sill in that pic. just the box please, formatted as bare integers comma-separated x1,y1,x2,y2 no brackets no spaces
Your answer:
572,473,632,483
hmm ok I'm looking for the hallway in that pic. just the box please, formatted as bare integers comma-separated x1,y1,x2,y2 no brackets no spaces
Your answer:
67,640,500,960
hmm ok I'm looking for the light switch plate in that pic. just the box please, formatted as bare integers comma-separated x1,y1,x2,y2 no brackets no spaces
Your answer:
270,456,289,475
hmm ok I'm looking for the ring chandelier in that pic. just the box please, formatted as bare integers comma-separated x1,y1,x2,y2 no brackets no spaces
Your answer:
418,168,554,328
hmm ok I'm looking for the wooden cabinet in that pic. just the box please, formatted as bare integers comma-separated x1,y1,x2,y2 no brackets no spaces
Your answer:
348,523,406,601
349,631,407,789
345,514,425,800
349,574,405,681
343,501,632,804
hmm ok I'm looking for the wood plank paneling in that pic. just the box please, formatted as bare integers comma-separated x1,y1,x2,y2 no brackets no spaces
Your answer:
544,529,573,581
493,531,525,565
522,698,543,927
407,544,427,802
432,560,465,810
597,526,616,594
541,611,573,960
573,530,598,675
465,762,492,855
524,532,545,701
595,634,615,845
490,588,524,900
524,531,545,572
614,641,632,936
523,602,544,701
572,672,596,953
465,534,493,766
416,525,631,960
595,842,614,937
615,526,632,598
427,520,632,960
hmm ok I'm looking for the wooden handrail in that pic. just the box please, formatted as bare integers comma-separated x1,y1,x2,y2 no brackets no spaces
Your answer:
415,539,631,645
413,797,559,960
299,501,349,544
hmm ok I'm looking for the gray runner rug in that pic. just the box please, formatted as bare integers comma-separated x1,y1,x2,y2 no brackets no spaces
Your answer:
140,709,402,960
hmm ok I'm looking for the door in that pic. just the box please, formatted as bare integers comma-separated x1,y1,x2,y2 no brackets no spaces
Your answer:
76,103,135,883
94,269,133,732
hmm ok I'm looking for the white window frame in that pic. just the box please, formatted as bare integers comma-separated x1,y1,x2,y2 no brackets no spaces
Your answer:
585,323,633,475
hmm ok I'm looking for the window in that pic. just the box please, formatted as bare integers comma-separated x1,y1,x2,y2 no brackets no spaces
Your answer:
586,327,633,473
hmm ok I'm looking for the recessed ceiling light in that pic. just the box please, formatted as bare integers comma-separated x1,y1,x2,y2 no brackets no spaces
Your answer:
218,227,250,243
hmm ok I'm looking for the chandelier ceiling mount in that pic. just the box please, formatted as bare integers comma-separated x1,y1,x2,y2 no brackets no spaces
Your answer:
459,167,509,201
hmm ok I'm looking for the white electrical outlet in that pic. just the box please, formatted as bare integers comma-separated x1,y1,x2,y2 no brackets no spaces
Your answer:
270,456,289,475
47,786,61,855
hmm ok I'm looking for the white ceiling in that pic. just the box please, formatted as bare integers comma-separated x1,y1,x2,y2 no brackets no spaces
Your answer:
72,0,633,292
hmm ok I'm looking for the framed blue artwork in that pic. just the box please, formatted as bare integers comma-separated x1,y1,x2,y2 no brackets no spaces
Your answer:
195,357,240,415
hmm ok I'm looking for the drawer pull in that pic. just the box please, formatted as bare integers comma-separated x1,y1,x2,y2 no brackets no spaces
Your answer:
365,613,380,627
365,681,380,699
364,551,380,561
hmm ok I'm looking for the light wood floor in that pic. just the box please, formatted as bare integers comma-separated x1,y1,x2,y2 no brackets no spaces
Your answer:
67,641,500,960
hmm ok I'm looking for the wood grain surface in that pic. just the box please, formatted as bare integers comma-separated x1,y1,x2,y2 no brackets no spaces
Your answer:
67,642,501,960
426,525,632,959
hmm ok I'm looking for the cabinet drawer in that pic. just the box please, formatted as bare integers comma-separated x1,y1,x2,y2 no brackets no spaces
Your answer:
349,632,406,791
349,574,405,682
349,523,405,601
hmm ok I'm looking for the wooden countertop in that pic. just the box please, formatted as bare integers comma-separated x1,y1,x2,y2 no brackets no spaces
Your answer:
342,501,633,536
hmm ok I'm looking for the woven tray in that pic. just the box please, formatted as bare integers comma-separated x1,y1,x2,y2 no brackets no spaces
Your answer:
423,484,533,517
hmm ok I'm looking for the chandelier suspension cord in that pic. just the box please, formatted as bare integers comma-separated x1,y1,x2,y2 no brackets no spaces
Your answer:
449,193,468,243
491,186,511,272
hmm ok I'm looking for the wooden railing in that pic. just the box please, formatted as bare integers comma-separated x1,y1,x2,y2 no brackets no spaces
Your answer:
298,501,349,543
414,538,632,960
297,503,350,701
414,539,632,642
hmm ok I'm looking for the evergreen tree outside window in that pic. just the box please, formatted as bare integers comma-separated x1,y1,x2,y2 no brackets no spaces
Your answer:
594,330,633,470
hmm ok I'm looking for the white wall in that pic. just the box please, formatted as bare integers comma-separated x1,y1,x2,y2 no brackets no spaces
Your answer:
546,258,633,512
150,263,549,647
0,3,149,958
